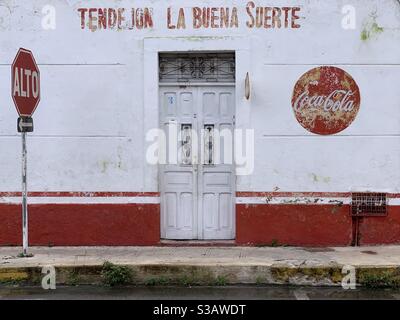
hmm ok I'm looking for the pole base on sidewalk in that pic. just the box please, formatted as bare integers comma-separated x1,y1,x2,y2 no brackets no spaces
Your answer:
17,253,34,258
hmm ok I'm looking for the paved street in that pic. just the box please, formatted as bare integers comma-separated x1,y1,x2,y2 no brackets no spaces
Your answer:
1,285,399,300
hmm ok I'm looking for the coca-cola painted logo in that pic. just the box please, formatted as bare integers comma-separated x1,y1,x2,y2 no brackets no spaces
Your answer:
291,66,361,135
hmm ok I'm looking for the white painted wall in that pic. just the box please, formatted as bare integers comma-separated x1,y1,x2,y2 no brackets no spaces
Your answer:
0,0,399,193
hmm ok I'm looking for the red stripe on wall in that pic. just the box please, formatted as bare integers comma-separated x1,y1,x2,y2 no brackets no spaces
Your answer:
236,191,351,198
236,192,400,198
0,192,160,197
0,191,398,198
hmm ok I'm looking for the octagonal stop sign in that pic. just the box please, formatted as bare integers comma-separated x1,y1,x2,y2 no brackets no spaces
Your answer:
12,48,40,117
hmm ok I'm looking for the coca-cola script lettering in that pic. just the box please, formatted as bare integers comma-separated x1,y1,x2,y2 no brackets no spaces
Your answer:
291,67,361,135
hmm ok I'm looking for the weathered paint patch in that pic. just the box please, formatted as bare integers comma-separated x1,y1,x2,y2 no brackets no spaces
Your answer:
361,22,384,41
360,14,384,41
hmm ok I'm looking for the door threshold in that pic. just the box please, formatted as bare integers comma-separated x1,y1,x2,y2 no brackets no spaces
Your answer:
160,240,236,247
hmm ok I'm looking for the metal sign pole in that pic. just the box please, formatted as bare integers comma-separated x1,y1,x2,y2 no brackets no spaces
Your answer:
12,48,40,258
21,131,28,256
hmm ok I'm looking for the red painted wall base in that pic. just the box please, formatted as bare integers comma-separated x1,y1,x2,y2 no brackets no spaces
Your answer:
236,204,400,247
236,204,353,246
1,203,399,246
0,204,160,246
357,206,400,245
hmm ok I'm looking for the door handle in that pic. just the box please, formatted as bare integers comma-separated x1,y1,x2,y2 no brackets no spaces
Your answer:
204,124,214,165
181,124,192,165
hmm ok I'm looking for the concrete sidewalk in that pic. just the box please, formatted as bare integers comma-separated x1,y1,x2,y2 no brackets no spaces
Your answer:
1,246,400,287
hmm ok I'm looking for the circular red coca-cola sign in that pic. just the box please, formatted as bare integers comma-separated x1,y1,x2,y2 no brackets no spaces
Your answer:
291,66,361,135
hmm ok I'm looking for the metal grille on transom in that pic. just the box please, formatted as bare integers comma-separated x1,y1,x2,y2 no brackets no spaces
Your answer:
159,53,235,83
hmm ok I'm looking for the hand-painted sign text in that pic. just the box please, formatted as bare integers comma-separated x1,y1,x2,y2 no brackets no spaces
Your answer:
77,2,301,31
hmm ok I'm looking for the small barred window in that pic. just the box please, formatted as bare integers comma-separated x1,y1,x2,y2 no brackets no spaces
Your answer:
159,53,235,83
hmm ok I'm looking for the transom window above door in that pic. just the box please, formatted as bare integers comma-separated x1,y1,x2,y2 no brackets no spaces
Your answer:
159,53,235,83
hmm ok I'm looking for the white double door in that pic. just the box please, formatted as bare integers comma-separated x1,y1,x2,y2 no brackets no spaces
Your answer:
160,85,235,240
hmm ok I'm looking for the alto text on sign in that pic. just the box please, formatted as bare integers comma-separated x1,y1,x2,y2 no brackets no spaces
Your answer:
13,68,39,98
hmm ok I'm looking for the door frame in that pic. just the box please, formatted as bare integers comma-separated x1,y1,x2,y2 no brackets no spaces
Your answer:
143,37,252,240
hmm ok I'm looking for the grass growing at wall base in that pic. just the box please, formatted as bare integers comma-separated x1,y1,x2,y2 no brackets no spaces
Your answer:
359,269,400,289
101,261,133,286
